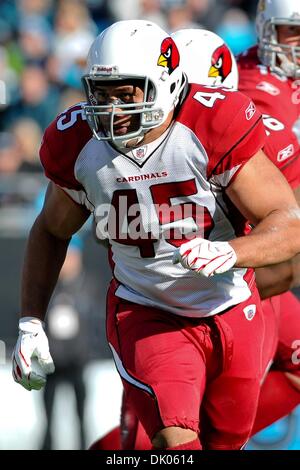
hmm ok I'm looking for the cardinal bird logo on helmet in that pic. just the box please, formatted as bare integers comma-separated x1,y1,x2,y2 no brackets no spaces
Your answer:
209,44,233,83
157,37,180,74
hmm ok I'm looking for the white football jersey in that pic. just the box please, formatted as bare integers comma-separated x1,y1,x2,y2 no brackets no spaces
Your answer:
40,85,265,317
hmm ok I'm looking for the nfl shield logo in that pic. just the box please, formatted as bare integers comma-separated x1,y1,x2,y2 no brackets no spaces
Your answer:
243,304,256,321
135,146,146,159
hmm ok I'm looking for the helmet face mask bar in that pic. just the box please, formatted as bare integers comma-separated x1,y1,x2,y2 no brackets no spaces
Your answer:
259,18,300,78
82,74,165,147
256,0,300,78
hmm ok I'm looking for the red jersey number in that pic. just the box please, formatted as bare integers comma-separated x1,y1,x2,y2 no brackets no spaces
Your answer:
193,91,226,108
262,114,285,136
109,180,214,257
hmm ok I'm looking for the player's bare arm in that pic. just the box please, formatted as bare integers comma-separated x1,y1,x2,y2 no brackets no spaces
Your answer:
174,149,300,277
21,182,90,321
254,175,300,298
12,182,90,390
293,185,300,206
255,253,300,298
227,150,300,267
254,262,294,299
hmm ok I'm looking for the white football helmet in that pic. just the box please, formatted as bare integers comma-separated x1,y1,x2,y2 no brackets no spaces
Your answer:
82,20,186,148
256,0,300,78
172,29,238,89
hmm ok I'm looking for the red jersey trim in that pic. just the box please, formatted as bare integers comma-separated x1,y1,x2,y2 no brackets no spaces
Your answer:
207,116,263,179
40,134,83,191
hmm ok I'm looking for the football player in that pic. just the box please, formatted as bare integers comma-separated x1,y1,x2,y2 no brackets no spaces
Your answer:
11,20,300,450
93,25,300,449
173,22,300,434
91,28,240,451
237,0,300,435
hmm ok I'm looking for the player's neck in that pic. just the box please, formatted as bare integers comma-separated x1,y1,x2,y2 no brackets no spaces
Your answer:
126,110,174,148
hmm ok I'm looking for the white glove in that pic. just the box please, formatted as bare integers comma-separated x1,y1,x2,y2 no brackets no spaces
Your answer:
172,237,237,277
12,317,55,391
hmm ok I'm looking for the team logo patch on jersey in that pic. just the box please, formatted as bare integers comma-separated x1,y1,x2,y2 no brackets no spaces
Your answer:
243,304,256,321
245,102,256,121
157,37,180,74
277,144,295,162
134,146,147,160
256,81,280,96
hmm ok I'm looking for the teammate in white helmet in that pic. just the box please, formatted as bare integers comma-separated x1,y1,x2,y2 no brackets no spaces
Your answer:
172,28,238,89
11,20,300,450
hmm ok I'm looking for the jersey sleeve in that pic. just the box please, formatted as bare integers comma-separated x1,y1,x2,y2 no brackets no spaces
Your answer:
238,69,277,117
264,135,300,189
40,122,82,190
205,90,266,186
279,155,300,190
239,68,300,189
40,104,93,208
